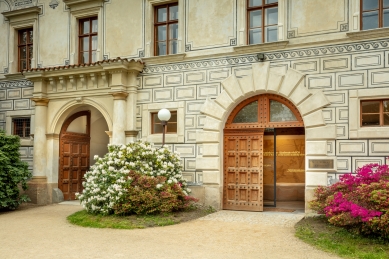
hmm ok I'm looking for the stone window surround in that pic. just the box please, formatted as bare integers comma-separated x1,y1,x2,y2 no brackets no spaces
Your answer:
5,109,35,146
141,101,185,144
349,88,389,139
2,6,40,74
145,0,184,57
64,0,104,65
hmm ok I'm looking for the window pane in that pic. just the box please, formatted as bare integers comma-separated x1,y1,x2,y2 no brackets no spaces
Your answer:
169,40,178,54
81,52,89,63
169,24,178,39
384,9,389,27
169,5,178,20
362,101,380,113
157,25,167,41
233,101,258,123
167,123,177,133
28,30,33,43
383,101,389,112
266,0,278,4
265,7,278,25
249,0,262,7
20,60,26,70
20,46,26,59
82,37,89,51
362,114,380,126
28,45,33,59
92,51,97,63
82,20,90,34
92,36,98,50
152,113,159,123
157,42,167,56
171,113,177,122
249,28,262,44
158,7,167,22
153,124,163,134
384,113,389,125
265,26,278,42
21,31,27,44
362,0,378,10
92,19,98,33
362,11,379,30
270,100,297,122
385,0,389,7
250,10,262,27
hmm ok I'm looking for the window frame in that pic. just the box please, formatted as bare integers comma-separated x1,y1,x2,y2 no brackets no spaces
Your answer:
360,0,389,30
154,2,178,56
18,28,33,72
247,0,278,45
360,99,389,127
151,111,178,134
78,16,98,64
12,117,31,138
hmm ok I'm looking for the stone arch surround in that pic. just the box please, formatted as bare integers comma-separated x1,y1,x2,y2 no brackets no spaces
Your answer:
196,62,338,211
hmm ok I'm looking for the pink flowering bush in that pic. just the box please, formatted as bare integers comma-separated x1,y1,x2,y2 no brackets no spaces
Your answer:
310,163,389,239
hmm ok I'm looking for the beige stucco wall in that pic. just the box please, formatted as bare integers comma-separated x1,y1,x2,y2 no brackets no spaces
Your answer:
0,1,10,73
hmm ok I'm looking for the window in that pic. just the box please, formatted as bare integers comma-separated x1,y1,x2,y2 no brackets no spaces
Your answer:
247,0,278,45
79,17,98,64
151,111,177,133
154,3,178,56
18,28,33,71
361,0,389,30
12,118,30,138
361,99,389,126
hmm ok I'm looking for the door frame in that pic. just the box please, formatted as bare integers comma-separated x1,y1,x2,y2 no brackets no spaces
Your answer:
58,111,91,200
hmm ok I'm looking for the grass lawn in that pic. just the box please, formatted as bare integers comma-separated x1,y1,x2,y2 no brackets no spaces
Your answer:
295,216,389,259
67,205,215,229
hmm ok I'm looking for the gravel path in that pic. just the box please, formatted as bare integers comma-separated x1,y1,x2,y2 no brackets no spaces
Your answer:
0,204,340,259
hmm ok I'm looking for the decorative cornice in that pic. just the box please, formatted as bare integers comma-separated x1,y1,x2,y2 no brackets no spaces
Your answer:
347,28,389,40
142,38,389,74
142,53,186,65
233,41,289,54
31,98,49,106
0,79,33,88
1,6,41,20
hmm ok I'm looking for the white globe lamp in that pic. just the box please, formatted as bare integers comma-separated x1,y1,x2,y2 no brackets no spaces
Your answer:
157,108,171,146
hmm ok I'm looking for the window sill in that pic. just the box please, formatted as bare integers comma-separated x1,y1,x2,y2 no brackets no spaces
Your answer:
233,41,289,54
146,133,184,144
142,53,186,65
350,127,389,139
347,27,389,40
4,73,25,80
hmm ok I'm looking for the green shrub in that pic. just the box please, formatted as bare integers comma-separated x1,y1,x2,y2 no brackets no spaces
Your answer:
77,141,197,215
0,131,31,210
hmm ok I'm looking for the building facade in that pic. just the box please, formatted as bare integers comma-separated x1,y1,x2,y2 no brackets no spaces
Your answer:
1,0,389,211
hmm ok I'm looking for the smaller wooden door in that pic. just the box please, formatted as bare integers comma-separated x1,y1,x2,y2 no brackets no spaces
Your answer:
223,129,264,211
59,111,90,200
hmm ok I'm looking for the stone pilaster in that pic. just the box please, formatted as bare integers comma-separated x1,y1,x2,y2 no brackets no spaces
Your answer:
126,71,139,143
28,98,50,205
111,92,128,145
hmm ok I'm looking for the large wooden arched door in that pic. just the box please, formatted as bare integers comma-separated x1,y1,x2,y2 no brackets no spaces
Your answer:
223,94,304,211
59,111,91,200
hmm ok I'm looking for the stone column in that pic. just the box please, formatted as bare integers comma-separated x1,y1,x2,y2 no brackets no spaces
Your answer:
125,71,139,143
111,92,128,145
28,98,50,205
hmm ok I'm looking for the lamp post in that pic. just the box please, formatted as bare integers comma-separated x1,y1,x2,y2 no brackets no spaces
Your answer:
157,108,171,146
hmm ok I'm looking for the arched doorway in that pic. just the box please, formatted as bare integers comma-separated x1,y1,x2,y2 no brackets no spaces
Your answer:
223,94,305,211
58,111,91,200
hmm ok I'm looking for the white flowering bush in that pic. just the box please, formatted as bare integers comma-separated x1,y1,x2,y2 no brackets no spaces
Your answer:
77,141,194,215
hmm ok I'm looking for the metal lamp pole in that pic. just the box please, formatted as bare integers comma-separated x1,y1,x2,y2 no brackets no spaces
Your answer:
157,108,171,147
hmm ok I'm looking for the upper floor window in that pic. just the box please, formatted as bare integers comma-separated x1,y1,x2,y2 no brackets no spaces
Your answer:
247,0,278,45
154,3,178,56
12,118,30,138
361,99,389,126
18,28,33,71
79,17,98,64
151,111,177,133
361,0,389,30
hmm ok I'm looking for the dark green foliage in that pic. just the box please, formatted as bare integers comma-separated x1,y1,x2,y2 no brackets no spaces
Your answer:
0,131,32,210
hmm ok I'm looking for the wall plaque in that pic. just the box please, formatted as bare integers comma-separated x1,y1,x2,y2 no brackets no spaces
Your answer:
308,159,334,169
